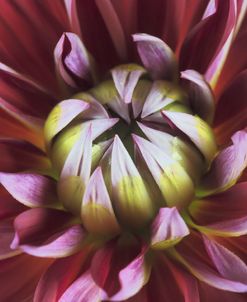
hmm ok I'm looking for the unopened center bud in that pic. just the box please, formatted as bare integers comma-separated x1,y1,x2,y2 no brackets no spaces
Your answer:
44,64,217,235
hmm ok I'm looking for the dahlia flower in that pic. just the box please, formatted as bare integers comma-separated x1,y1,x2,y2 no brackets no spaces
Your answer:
1,0,247,301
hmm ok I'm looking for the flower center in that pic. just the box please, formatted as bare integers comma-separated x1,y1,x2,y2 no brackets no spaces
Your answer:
44,64,217,235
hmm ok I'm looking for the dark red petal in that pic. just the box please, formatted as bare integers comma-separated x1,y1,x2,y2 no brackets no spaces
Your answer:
180,0,236,74
75,0,121,74
0,63,57,118
34,249,93,302
199,282,247,302
0,0,70,93
0,139,50,173
146,253,199,302
214,70,247,145
0,254,52,301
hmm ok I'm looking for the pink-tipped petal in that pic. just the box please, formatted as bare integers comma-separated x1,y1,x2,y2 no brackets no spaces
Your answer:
54,32,95,88
181,69,215,124
111,135,155,228
203,236,247,288
44,98,89,148
197,130,247,196
91,80,131,123
0,172,59,208
111,64,145,104
133,33,178,81
133,134,194,208
73,92,109,119
82,167,120,235
141,81,178,118
11,208,84,258
151,207,189,249
162,111,217,164
61,123,92,183
14,224,86,258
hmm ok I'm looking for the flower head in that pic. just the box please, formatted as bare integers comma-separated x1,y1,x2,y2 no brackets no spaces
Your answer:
1,1,247,301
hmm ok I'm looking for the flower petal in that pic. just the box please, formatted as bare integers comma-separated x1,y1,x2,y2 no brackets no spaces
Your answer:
82,167,120,235
197,130,247,196
0,96,43,134
181,69,215,124
91,238,151,301
111,64,145,104
59,270,101,302
133,33,178,81
0,254,52,302
0,217,21,260
11,208,85,258
111,135,155,228
162,111,217,164
0,138,50,173
91,80,131,123
214,70,247,145
0,0,69,93
0,172,59,208
34,249,92,302
137,122,203,182
189,182,247,236
146,253,200,302
44,98,89,149
50,117,118,174
199,282,247,302
64,0,82,36
104,251,151,301
174,232,247,293
54,32,95,88
95,0,128,60
0,62,57,117
141,81,185,118
133,134,194,209
0,108,44,148
0,187,26,220
180,0,237,80
151,207,189,250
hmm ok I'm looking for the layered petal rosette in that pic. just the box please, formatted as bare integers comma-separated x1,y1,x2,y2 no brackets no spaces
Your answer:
1,0,247,301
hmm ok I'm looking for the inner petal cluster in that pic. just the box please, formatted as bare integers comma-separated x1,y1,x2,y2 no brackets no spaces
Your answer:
44,63,217,235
